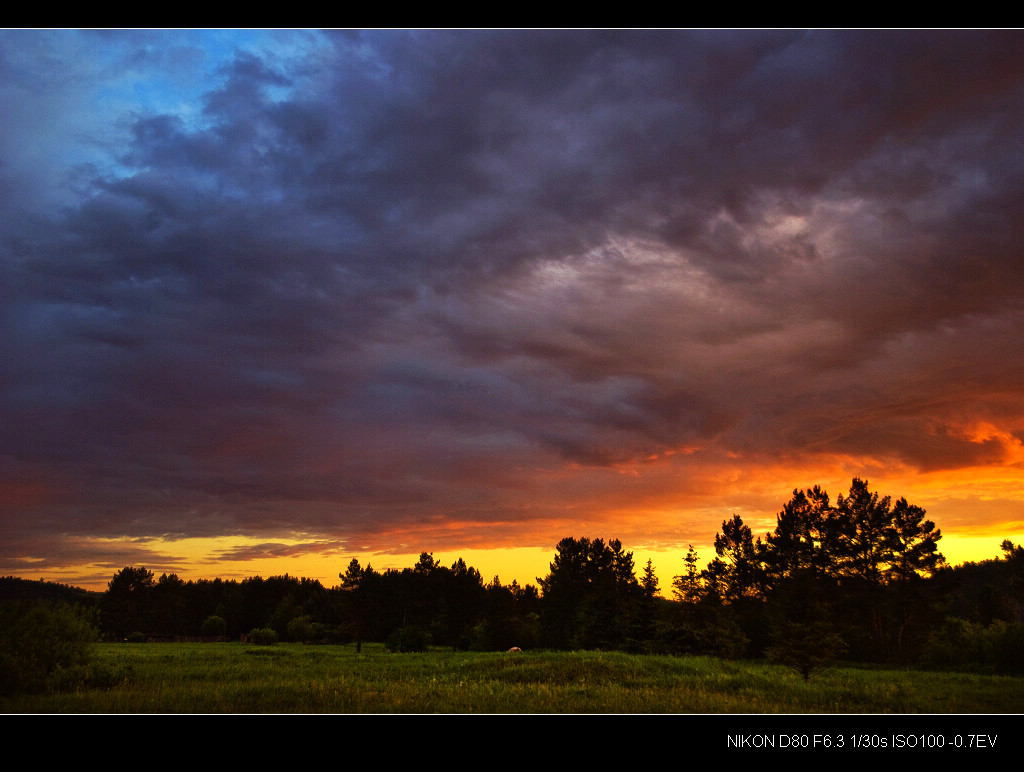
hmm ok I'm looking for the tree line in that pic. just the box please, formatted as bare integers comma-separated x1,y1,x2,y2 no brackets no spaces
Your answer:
664,479,1022,674
95,553,542,653
4,478,1022,674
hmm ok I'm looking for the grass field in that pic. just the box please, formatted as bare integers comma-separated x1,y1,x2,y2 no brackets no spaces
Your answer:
3,642,1023,714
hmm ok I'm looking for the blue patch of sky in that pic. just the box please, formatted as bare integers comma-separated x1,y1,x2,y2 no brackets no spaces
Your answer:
54,30,330,181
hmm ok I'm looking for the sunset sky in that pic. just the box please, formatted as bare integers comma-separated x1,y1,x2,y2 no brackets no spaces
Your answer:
2,30,1023,592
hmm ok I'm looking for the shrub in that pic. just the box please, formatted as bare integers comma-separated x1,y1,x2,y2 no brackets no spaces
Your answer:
0,600,99,693
661,602,750,659
385,625,431,652
979,620,1024,674
767,619,847,681
921,617,980,669
922,617,1024,674
126,631,147,643
201,615,227,639
249,627,279,646
286,615,313,643
309,622,343,644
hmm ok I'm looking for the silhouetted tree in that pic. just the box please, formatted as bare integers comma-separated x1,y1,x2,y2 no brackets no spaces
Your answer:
829,479,945,661
887,495,944,582
152,572,187,636
474,576,540,650
763,487,836,587
641,559,658,599
834,478,894,583
672,545,703,604
340,558,371,652
440,557,486,650
538,537,641,649
662,542,751,657
626,559,660,652
101,566,156,639
713,515,765,602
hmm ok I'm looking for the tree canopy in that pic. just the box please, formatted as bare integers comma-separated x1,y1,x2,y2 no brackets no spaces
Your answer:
64,479,1024,673
701,478,947,663
537,537,641,649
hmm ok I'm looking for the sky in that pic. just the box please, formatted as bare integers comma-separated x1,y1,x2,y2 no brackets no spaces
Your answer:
2,29,1023,592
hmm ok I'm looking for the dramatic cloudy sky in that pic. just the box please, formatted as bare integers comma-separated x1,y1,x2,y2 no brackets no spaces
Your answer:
3,30,1023,590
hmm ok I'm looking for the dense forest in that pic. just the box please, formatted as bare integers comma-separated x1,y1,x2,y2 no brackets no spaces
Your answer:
3,479,1022,674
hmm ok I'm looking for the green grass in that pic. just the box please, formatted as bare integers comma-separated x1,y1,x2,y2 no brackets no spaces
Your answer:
3,642,1022,713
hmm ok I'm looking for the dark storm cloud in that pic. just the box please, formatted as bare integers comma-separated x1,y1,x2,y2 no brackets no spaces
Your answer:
2,30,1023,567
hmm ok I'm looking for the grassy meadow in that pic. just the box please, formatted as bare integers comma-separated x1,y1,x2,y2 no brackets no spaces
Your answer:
3,641,1022,714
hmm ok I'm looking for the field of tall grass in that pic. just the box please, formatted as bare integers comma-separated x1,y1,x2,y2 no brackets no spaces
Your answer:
3,642,1022,714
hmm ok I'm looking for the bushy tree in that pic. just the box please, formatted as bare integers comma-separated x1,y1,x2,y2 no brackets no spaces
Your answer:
832,479,944,585
385,625,431,652
887,496,944,582
201,615,227,639
101,566,156,640
662,544,752,657
830,480,945,661
697,479,946,663
473,577,540,651
439,557,487,650
286,615,314,643
767,618,847,681
0,601,99,693
716,516,765,600
152,572,187,636
248,627,279,645
763,486,835,586
538,537,641,649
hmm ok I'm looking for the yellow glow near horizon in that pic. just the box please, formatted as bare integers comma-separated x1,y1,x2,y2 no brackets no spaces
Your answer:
24,522,1023,595
12,454,1024,593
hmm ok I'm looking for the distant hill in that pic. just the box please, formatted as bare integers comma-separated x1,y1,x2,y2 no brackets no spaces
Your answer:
0,576,101,606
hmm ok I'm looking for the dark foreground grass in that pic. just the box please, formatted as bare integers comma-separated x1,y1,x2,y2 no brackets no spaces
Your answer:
3,642,1022,713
